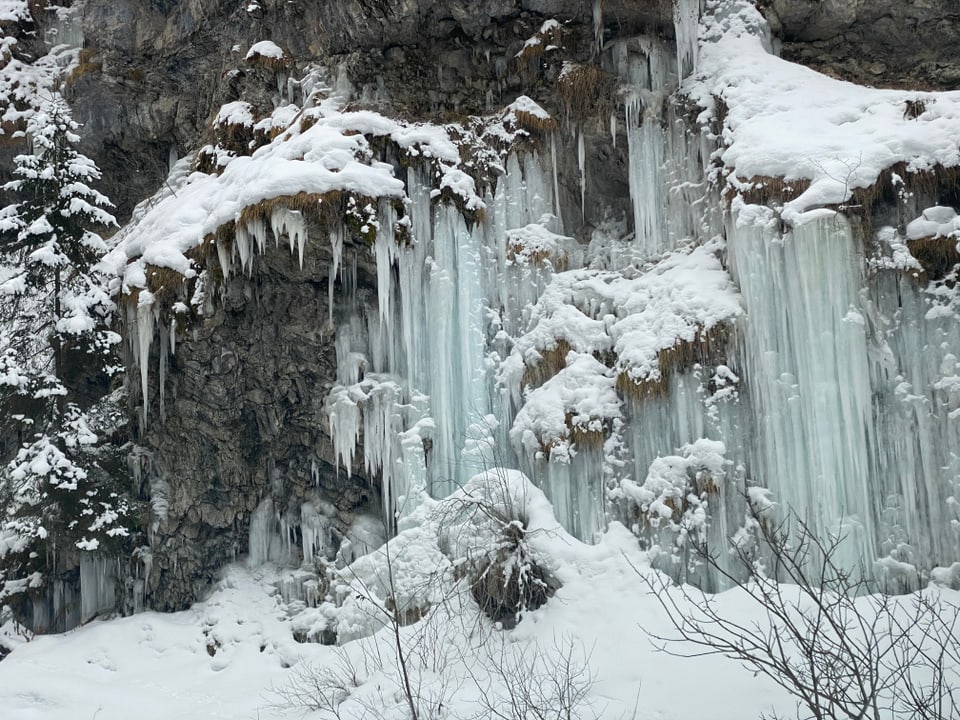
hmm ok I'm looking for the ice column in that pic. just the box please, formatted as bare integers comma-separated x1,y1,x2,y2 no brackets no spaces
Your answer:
866,270,960,584
727,210,877,575
614,37,710,258
673,0,700,81
79,554,117,622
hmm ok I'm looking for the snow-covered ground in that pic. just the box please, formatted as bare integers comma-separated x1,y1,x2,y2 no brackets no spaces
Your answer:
2,473,956,720
0,520,796,720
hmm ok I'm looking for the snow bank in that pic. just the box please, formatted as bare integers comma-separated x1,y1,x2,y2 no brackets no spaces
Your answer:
906,206,960,241
0,0,29,24
104,108,492,294
245,40,284,61
692,0,960,224
503,238,741,389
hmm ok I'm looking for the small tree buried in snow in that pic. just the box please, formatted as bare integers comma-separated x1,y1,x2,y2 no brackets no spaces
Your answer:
638,501,960,720
0,96,139,627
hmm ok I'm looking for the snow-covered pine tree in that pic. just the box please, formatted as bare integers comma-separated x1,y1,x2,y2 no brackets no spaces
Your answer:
0,96,139,628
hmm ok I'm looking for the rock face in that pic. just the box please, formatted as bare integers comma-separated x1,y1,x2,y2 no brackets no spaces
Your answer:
133,229,380,610
766,0,960,88
66,0,674,219
51,0,960,614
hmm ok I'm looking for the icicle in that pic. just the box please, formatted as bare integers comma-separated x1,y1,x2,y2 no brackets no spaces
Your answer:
672,0,700,81
135,299,156,426
328,225,343,321
550,132,562,222
216,239,232,280
158,324,168,421
610,112,617,148
577,130,586,219
374,203,396,324
248,497,281,566
79,555,116,622
327,385,361,478
592,0,604,55
236,223,253,276
300,500,330,564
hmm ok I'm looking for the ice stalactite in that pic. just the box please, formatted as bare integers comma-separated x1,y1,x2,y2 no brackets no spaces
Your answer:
577,130,586,220
328,224,344,322
248,497,285,566
592,0,604,55
158,323,168,421
673,0,701,81
216,238,233,281
130,294,157,429
300,498,333,564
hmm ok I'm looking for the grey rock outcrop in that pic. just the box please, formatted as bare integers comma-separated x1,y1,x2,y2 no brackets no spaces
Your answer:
766,0,960,88
132,230,380,611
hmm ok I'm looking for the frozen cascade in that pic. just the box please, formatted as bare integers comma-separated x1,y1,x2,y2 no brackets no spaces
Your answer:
79,555,117,622
300,498,334,564
866,269,960,585
325,151,574,530
673,0,701,81
44,3,84,51
726,210,878,575
248,497,292,566
613,36,711,258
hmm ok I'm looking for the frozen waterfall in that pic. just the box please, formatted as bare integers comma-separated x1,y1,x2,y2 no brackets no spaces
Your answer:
320,34,960,590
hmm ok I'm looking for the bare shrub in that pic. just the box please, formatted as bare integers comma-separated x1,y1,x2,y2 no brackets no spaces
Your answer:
469,519,557,628
467,635,599,720
268,651,365,719
638,505,960,720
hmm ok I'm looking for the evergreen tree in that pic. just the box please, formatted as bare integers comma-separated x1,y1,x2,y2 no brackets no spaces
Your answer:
0,96,138,624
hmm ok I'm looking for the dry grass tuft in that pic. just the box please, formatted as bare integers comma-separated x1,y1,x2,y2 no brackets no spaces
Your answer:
245,50,294,72
214,122,254,156
522,339,572,389
470,522,557,628
506,238,567,270
903,98,927,120
906,236,960,282
435,186,486,227
569,420,606,452
513,21,564,66
64,48,102,88
557,62,614,124
144,264,189,306
712,94,729,136
725,175,811,207
512,109,558,135
617,324,730,402
194,146,224,175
